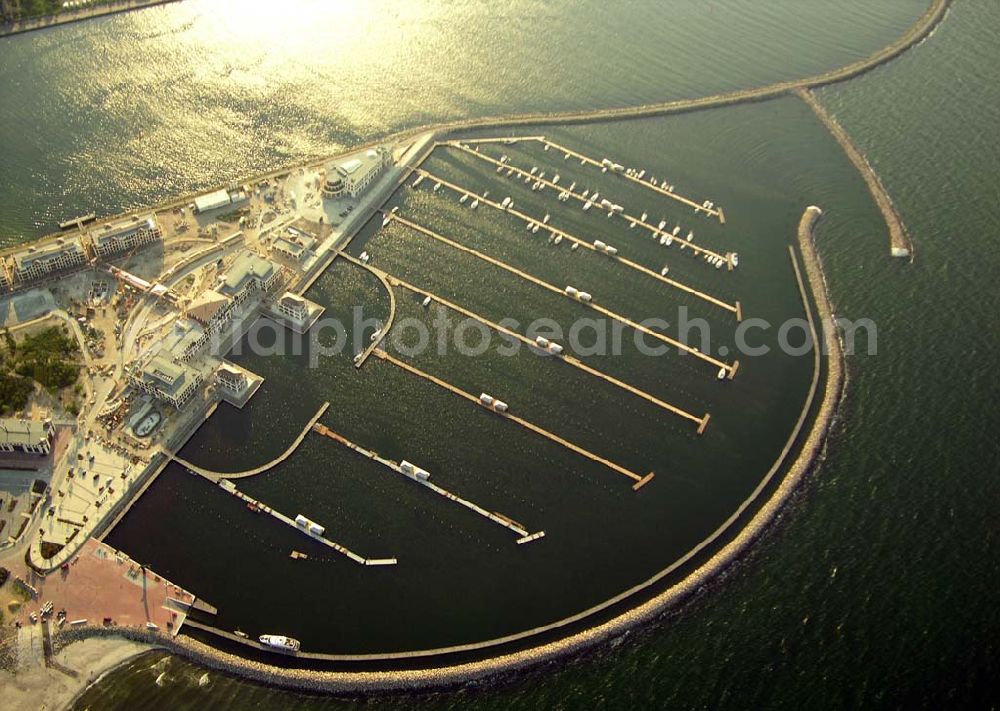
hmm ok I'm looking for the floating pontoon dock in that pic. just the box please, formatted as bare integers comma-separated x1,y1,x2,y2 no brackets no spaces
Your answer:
313,423,544,543
373,348,655,490
381,269,709,432
447,143,732,265
215,478,397,566
386,213,738,379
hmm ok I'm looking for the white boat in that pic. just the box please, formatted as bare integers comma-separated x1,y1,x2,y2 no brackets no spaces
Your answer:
657,220,667,230
531,224,539,234
422,296,432,307
413,175,424,187
501,197,512,208
433,182,441,192
641,212,648,221
506,168,514,176
543,214,550,224
526,222,533,231
666,236,674,246
569,181,576,191
381,215,390,227
687,230,694,241
672,225,681,236
538,171,545,179
470,199,479,209
552,174,560,184
259,635,301,653
717,367,726,381
530,166,538,175
731,253,739,267
459,194,468,204
660,266,669,276
715,260,723,269
659,235,667,245
629,221,636,228
583,201,593,211
554,235,563,245
592,192,600,201
582,189,590,198
570,242,579,251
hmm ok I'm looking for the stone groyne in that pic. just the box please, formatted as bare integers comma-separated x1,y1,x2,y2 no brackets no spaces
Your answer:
52,207,846,693
795,89,913,259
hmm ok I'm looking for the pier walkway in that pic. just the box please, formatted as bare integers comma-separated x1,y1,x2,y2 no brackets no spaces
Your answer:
385,272,709,432
414,169,740,318
173,403,330,481
387,214,738,378
215,478,396,566
529,137,724,222
373,348,655,490
312,423,544,543
339,254,397,368
448,143,731,265
795,88,912,259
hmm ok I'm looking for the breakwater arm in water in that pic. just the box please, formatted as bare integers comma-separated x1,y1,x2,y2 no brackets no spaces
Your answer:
795,89,914,259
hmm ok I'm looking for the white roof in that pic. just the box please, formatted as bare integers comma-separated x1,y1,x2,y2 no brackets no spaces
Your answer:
194,189,231,213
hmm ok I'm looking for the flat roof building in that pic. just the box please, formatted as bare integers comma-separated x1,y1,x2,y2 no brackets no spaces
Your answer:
11,236,87,283
0,418,54,455
91,214,162,258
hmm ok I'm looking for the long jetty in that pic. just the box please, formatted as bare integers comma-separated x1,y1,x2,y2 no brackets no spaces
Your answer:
795,87,913,259
529,137,724,222
373,348,655,490
384,271,709,432
414,169,741,318
449,143,732,265
312,423,544,543
337,254,397,368
173,402,330,481
215,478,397,566
387,213,738,378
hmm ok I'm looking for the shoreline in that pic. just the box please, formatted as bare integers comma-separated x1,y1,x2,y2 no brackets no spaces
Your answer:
0,636,154,711
49,207,846,692
1,0,947,262
0,1,179,39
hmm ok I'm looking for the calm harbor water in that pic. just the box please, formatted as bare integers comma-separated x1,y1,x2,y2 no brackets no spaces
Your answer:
0,0,997,707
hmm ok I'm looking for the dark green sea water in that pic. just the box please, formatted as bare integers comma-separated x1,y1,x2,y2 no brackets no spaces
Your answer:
1,0,997,707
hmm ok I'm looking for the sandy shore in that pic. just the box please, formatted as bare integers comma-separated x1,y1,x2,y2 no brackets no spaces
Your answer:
0,637,153,711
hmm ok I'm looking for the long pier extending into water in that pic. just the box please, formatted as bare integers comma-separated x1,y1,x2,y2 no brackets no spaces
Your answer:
173,402,330,481
795,87,913,259
215,478,397,566
532,137,724,222
312,423,544,543
413,169,741,318
383,270,709,432
372,348,655,490
448,143,732,266
387,213,738,379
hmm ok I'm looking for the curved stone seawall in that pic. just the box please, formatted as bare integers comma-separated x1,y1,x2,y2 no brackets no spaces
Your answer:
53,207,846,693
